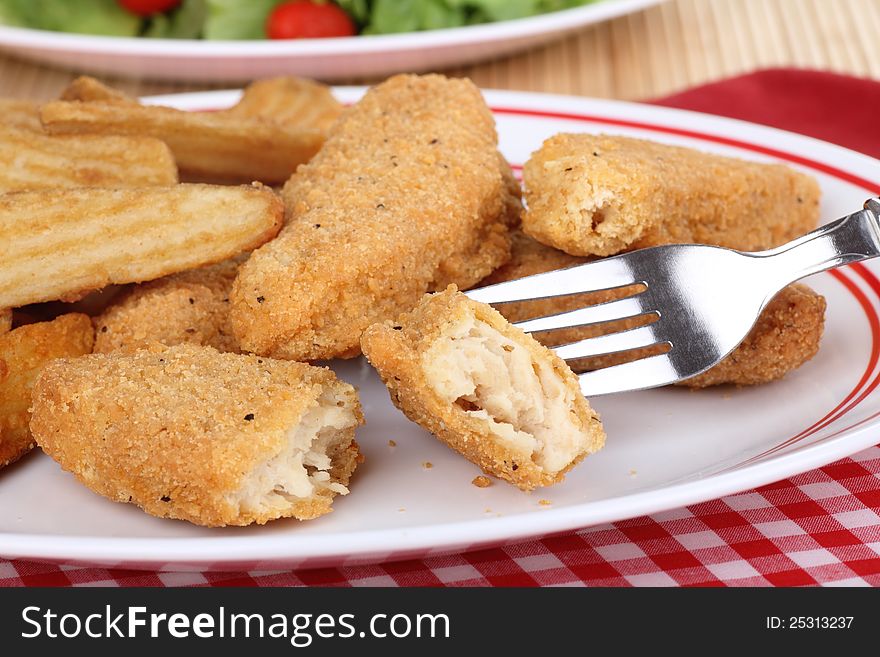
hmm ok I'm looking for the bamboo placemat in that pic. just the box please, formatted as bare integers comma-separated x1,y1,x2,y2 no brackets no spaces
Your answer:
0,0,878,101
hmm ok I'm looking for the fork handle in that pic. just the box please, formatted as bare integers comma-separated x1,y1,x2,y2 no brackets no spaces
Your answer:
759,198,880,287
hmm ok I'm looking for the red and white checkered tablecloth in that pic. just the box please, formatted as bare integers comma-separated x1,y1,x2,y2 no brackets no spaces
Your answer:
4,69,880,588
2,445,878,587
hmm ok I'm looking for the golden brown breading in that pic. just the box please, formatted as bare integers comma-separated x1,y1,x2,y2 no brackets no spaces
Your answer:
222,76,343,132
0,99,42,132
231,74,520,361
361,286,604,491
94,257,244,354
0,314,94,469
0,308,10,334
30,344,364,527
482,232,826,387
0,126,178,192
522,134,821,256
0,183,283,309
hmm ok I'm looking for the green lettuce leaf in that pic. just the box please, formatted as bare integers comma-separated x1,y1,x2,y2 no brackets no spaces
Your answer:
359,0,600,35
143,0,207,39
0,0,141,36
203,0,284,40
335,0,370,25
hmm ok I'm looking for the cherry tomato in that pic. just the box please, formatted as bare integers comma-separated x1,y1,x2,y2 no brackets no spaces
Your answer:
117,0,181,16
266,1,356,40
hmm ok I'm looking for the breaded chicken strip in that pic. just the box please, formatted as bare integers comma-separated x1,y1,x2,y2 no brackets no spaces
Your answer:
94,256,244,354
30,344,363,527
1,314,94,469
523,134,820,256
483,232,826,387
231,74,521,361
361,286,604,491
0,308,10,334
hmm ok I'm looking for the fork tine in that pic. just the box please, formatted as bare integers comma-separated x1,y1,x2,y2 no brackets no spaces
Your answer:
578,353,682,396
514,295,651,333
553,324,662,360
465,257,640,305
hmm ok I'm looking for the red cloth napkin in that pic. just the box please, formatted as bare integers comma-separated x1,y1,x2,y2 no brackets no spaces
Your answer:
3,68,880,588
653,67,880,159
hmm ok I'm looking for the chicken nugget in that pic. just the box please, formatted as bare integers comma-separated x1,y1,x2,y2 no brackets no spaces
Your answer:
223,76,342,132
0,183,283,309
30,344,363,527
361,286,604,491
522,134,821,256
483,231,826,387
0,126,178,192
0,99,42,132
232,74,520,361
0,314,94,469
95,257,244,354
0,308,10,334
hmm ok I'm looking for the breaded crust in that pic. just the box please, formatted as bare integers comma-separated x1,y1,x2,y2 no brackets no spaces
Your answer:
0,314,94,469
94,257,245,354
361,286,604,490
484,231,825,387
0,308,10,334
231,74,520,361
30,344,364,527
522,134,821,256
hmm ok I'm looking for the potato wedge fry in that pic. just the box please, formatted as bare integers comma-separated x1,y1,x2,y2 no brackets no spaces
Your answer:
0,126,177,192
0,313,94,469
60,76,138,104
41,100,325,184
0,99,42,132
0,183,283,309
0,309,10,334
223,77,342,131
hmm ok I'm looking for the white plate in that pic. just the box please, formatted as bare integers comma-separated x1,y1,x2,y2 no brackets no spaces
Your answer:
2,87,880,571
0,0,662,81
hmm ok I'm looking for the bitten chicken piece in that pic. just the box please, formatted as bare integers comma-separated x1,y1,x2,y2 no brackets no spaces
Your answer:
30,344,363,527
361,286,604,491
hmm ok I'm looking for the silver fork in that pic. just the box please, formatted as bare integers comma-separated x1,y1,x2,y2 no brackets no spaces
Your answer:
466,198,880,396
